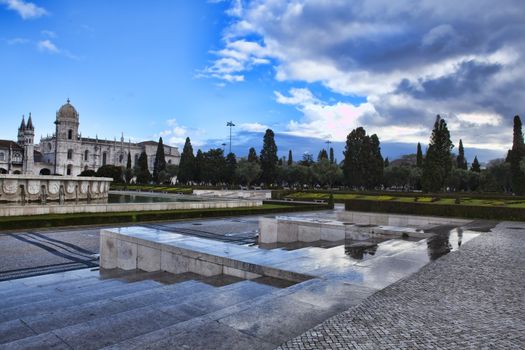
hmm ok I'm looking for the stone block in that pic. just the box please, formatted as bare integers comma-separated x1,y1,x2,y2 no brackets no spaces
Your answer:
160,250,191,274
99,233,117,269
321,227,345,241
223,266,246,279
189,259,222,277
277,221,298,242
258,217,278,244
298,224,321,242
137,245,161,272
117,239,138,270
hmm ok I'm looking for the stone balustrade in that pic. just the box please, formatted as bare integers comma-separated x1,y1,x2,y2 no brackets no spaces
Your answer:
0,175,112,203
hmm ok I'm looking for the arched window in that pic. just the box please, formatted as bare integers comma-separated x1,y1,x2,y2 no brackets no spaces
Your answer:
168,159,172,164
134,153,139,165
102,152,107,166
119,153,124,163
67,149,73,160
84,150,89,161
68,129,73,140
0,152,4,161
67,165,72,176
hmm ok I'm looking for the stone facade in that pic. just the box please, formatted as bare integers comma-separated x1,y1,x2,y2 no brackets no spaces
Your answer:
0,99,180,176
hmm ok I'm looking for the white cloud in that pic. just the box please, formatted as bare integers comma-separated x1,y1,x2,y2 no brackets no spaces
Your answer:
41,30,56,38
1,0,47,19
37,39,59,53
7,37,29,45
160,119,206,148
238,122,269,132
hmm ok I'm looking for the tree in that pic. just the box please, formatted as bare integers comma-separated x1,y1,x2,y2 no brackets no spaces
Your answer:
178,137,195,184
342,127,383,189
200,148,227,185
329,147,334,164
248,147,259,163
225,152,237,185
135,152,151,184
421,116,454,192
384,157,390,167
166,164,179,183
236,159,262,187
287,150,293,166
480,159,511,192
125,152,133,184
194,149,204,184
79,169,96,177
456,139,468,170
312,159,343,187
506,115,525,194
317,149,328,162
152,137,167,184
299,153,314,166
470,156,481,173
416,142,423,168
260,129,278,185
96,165,123,183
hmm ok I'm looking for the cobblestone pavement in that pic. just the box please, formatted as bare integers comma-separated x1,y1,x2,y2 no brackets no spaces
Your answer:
278,222,525,349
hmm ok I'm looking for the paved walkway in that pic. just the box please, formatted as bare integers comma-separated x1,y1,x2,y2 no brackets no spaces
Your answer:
278,222,525,349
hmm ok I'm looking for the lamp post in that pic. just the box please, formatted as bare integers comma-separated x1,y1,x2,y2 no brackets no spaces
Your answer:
226,121,235,154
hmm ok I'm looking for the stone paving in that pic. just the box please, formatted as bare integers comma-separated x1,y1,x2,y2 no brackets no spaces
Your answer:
278,221,525,349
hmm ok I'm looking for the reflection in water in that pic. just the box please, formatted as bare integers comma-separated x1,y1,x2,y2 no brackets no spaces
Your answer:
426,230,452,261
345,242,378,260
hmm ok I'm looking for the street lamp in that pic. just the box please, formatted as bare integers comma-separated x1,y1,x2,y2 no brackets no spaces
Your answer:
226,121,235,154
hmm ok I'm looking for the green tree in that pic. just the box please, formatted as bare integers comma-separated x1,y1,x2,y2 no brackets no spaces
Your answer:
178,137,195,185
235,159,261,187
329,147,334,164
135,152,151,184
247,147,259,163
317,149,328,162
299,153,314,166
125,152,133,184
194,149,204,184
470,156,481,173
312,159,343,187
506,115,525,194
384,157,389,167
343,127,383,189
421,116,454,192
201,148,227,185
225,152,237,185
96,165,123,183
166,164,179,183
287,150,293,166
260,129,278,185
456,139,468,170
416,142,423,168
152,137,167,184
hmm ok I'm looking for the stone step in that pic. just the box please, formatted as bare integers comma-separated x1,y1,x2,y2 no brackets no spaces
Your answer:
0,279,214,344
0,279,163,323
0,267,99,291
2,280,278,349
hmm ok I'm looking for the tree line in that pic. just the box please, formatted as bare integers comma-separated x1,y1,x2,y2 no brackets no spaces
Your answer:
82,114,525,195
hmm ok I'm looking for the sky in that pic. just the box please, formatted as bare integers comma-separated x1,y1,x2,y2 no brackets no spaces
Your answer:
1,0,524,163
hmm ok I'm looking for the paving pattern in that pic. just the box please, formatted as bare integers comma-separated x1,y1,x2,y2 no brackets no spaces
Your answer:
278,222,525,349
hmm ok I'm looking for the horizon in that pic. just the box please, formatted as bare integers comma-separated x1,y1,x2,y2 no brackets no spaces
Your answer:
1,0,523,163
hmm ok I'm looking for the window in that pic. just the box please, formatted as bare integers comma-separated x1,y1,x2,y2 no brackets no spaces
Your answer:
119,153,123,163
67,165,72,176
0,152,4,161
84,150,89,161
134,154,139,165
47,143,52,151
67,149,73,160
68,129,73,140
102,152,107,166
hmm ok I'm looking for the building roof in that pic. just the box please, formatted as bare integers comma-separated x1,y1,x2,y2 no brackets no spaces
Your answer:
57,99,79,121
0,140,22,150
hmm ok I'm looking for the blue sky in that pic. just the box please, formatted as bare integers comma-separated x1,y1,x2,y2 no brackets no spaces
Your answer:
1,0,524,163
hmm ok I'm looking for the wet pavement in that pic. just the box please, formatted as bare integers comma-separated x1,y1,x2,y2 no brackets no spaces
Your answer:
278,221,525,349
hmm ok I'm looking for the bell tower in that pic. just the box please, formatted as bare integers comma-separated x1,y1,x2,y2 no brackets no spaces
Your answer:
23,113,35,174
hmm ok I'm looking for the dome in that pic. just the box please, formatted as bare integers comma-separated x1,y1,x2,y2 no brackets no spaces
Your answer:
57,98,79,120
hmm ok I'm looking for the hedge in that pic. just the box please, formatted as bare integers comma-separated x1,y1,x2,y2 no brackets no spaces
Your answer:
345,199,525,221
0,202,330,231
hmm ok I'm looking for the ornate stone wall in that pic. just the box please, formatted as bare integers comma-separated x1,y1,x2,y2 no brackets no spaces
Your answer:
0,175,112,203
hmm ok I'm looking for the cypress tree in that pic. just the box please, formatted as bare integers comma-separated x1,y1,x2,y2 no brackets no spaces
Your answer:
317,149,328,162
194,149,204,184
287,150,293,166
153,137,167,184
507,115,525,194
178,137,195,184
421,115,454,192
456,139,468,170
125,152,133,184
247,147,258,163
136,151,151,184
329,147,334,164
225,152,237,185
470,156,481,173
416,142,423,168
384,157,389,167
343,127,383,189
260,129,278,185
367,134,384,188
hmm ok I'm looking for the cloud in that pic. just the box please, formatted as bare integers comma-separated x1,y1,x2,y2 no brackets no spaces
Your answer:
41,30,56,38
37,39,59,53
7,37,29,45
158,119,207,148
238,122,269,132
1,0,47,19
207,0,525,152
